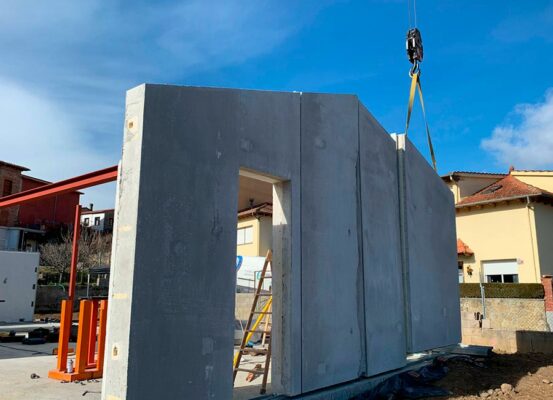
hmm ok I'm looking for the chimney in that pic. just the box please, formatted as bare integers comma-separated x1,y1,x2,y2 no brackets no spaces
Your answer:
89,203,94,211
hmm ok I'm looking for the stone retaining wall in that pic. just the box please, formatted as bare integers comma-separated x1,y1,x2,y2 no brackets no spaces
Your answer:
460,296,553,353
460,297,549,332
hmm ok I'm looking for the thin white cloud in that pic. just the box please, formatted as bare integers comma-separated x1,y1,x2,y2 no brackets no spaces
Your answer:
0,0,325,208
0,77,116,207
481,89,553,169
492,5,553,43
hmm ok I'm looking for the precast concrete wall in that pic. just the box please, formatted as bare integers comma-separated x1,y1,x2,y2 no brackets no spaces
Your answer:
300,93,363,391
395,135,461,352
359,107,406,376
103,85,460,400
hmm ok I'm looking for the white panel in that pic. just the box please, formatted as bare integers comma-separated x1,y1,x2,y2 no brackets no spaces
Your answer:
483,260,518,276
0,251,39,322
244,226,253,244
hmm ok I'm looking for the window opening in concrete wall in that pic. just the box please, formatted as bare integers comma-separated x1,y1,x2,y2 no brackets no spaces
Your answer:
233,169,287,399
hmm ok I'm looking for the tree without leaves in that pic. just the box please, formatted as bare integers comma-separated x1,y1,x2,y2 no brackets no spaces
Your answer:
39,229,112,281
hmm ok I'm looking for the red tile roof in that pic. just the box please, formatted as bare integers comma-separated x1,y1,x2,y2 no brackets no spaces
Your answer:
237,203,272,220
457,239,474,256
457,175,553,208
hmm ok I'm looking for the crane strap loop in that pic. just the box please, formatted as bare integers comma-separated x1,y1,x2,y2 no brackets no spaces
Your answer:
404,71,437,172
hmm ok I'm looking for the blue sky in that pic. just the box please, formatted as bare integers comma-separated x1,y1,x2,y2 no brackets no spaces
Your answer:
1,0,552,208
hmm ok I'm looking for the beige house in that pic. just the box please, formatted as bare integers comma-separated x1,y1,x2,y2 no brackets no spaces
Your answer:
443,169,553,284
236,203,272,257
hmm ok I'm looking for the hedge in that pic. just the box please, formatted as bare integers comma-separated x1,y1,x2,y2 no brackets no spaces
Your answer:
459,283,544,299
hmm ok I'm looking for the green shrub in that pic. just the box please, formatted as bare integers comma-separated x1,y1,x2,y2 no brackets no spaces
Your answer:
459,283,544,299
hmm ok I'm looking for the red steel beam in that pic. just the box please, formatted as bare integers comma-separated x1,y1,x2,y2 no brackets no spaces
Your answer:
0,165,118,208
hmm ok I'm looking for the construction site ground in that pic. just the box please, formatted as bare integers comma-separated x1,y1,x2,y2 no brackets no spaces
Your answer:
2,339,552,400
420,352,553,400
0,341,269,400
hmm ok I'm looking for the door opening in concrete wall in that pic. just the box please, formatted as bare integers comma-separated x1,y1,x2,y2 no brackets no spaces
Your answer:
233,168,288,399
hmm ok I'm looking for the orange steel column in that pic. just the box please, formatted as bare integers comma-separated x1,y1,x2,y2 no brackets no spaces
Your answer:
49,205,82,379
87,300,99,368
53,300,72,372
68,205,82,302
75,300,92,374
94,300,108,377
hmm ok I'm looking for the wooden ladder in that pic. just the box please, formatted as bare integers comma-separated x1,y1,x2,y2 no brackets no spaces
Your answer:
233,249,273,394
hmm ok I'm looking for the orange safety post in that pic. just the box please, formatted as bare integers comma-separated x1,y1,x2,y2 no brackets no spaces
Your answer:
94,299,109,377
49,299,108,381
75,300,93,375
49,205,82,380
53,300,72,373
87,300,99,368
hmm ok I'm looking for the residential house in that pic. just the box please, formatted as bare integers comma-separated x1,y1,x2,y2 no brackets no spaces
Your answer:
236,203,272,257
81,208,115,233
443,169,553,284
0,160,80,229
0,161,26,226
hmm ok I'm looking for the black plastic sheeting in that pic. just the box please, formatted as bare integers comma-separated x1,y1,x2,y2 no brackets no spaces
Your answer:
352,356,486,399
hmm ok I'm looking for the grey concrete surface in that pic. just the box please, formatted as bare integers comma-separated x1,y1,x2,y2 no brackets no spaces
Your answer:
0,354,102,400
103,85,460,400
300,93,363,392
399,135,461,352
0,341,59,360
359,107,406,376
104,86,303,399
0,347,267,400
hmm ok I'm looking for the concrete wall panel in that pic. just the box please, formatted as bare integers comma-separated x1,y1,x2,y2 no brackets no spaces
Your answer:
232,89,302,394
103,85,461,399
358,106,406,375
300,93,364,392
402,137,461,352
103,85,303,399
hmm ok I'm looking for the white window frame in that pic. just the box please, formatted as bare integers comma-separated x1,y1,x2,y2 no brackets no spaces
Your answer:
237,226,254,246
458,261,464,283
483,259,519,283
